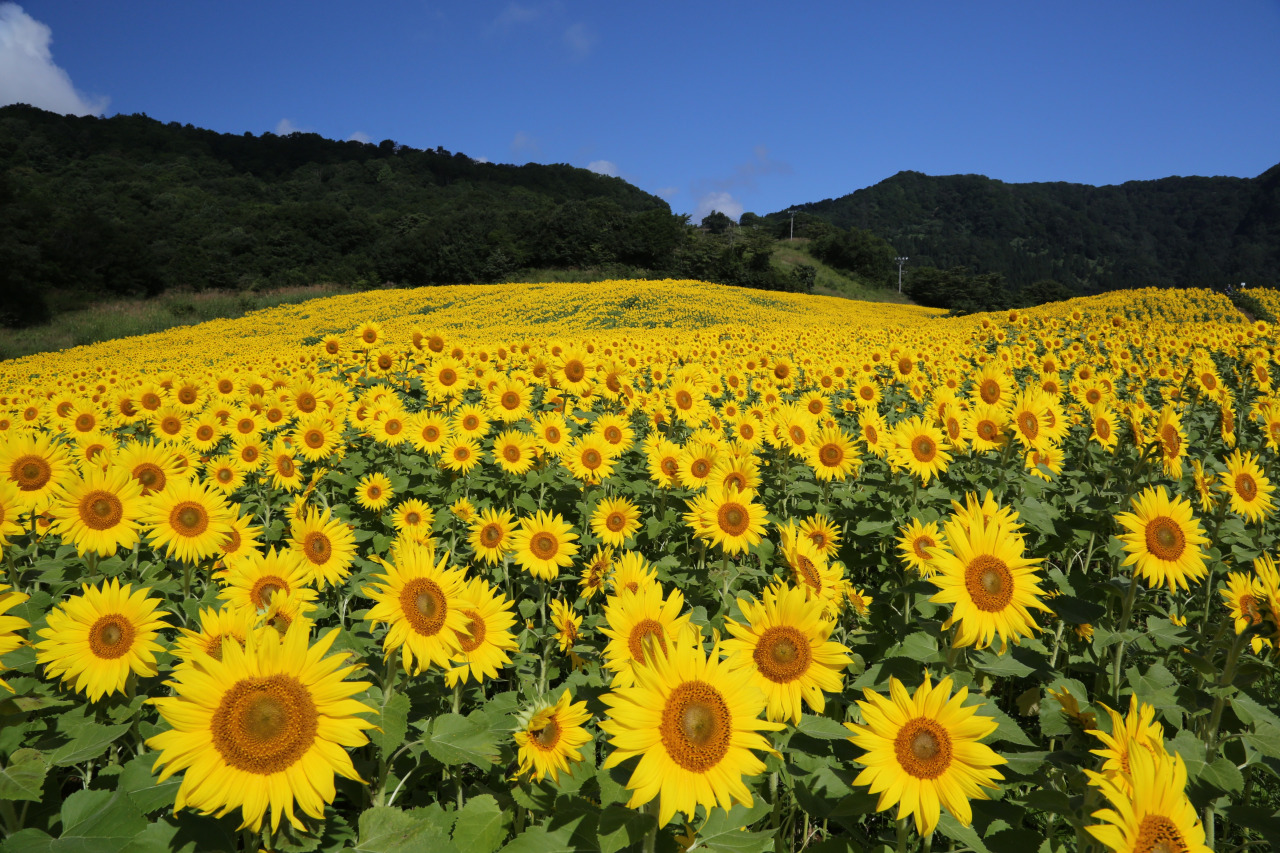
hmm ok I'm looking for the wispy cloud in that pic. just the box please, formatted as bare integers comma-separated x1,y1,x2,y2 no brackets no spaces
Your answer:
493,1,560,29
688,146,792,221
0,3,107,115
693,191,743,225
655,186,680,199
275,118,312,135
563,22,596,58
510,130,540,159
347,130,371,143
587,159,618,177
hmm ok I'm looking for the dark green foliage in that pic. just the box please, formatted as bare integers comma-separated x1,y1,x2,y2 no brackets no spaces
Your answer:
805,226,897,288
767,165,1280,297
700,210,734,234
904,266,1010,314
0,105,807,328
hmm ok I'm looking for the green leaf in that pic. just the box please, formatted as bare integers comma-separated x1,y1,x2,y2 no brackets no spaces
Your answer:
695,802,774,853
372,691,411,755
965,695,1035,747
424,712,500,768
1047,594,1105,625
1124,663,1178,710
1232,690,1280,729
498,824,578,853
355,806,458,853
55,788,148,853
971,649,1035,678
596,805,654,853
1200,757,1244,795
888,631,940,662
794,714,854,740
0,829,53,853
935,812,991,853
50,720,132,767
116,755,179,814
1169,729,1207,780
0,748,47,801
452,795,508,853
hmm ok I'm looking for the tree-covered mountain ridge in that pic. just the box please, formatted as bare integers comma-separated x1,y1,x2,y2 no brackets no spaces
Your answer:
767,162,1280,296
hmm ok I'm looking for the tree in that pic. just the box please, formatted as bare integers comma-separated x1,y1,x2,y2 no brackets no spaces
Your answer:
701,210,734,234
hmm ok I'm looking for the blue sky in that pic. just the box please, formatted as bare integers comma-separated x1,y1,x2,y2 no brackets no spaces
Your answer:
3,1,1278,224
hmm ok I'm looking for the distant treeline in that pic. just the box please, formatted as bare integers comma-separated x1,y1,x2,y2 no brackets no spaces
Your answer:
764,165,1280,311
0,105,811,328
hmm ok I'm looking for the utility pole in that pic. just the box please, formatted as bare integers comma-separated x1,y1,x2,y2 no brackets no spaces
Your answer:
787,209,796,241
895,257,909,293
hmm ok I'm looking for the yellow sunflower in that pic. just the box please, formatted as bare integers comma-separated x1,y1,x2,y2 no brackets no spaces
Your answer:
845,673,1006,837
1085,745,1210,853
721,584,851,724
966,403,1009,453
563,434,617,484
35,578,169,701
896,518,945,578
204,455,246,495
511,510,580,581
579,546,614,599
797,513,841,561
806,427,860,481
514,690,594,783
0,583,30,692
1115,486,1209,593
289,507,358,588
49,465,147,557
1087,695,1167,792
490,429,537,475
217,506,264,572
687,486,768,556
0,431,74,512
590,496,641,548
599,633,784,828
266,439,304,492
600,583,692,687
171,604,259,668
362,543,469,674
889,416,952,485
609,550,659,596
930,513,1050,652
408,412,451,455
391,498,435,542
467,506,515,564
444,577,517,686
439,436,482,474
1219,448,1275,523
141,478,235,564
147,620,375,833
219,546,318,615
354,471,395,513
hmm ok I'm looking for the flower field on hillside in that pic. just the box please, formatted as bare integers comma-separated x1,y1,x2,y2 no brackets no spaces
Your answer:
0,280,1276,853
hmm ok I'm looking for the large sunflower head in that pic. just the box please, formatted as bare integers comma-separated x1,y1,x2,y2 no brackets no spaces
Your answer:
1084,742,1209,853
1219,449,1275,523
896,518,945,578
590,496,641,548
140,478,235,565
444,576,518,686
0,431,74,513
35,578,169,701
219,546,318,615
511,510,580,581
889,416,952,485
514,690,594,783
289,506,357,588
1115,486,1210,593
361,543,469,675
49,465,147,557
600,583,692,688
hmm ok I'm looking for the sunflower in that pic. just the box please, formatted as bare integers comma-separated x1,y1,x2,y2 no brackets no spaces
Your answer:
688,486,768,556
141,478,235,564
1087,695,1168,791
579,546,614,599
721,584,851,724
1008,387,1052,451
550,598,585,663
646,438,684,488
896,518,945,577
807,427,860,481
426,356,467,401
599,634,784,828
514,690,594,783
260,589,318,638
845,673,1006,837
391,498,435,542
465,506,514,565
487,378,532,423
1115,486,1210,593
231,435,267,472
600,583,692,687
204,455,247,495
265,439,303,493
0,431,74,512
553,345,595,396
354,472,395,513
0,583,30,692
292,414,341,462
797,513,841,561
590,496,641,548
1025,445,1063,480
150,405,190,444
610,550,659,596
1154,406,1186,479
889,416,952,485
172,604,259,668
219,546,318,615
532,411,572,456
443,576,518,685
858,411,890,457
930,513,1050,652
1219,449,1275,523
217,506,264,572
971,363,1013,409
147,620,375,833
677,441,720,489
1221,570,1265,643
779,525,845,612
1085,745,1210,853
49,465,147,557
1091,407,1119,451
511,511,580,581
407,412,451,455
290,507,357,588
450,496,476,523
490,429,537,476
563,434,617,484
35,579,169,701
439,436,482,475
362,543,469,674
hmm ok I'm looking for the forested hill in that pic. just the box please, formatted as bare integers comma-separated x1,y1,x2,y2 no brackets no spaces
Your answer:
0,105,691,326
766,165,1280,297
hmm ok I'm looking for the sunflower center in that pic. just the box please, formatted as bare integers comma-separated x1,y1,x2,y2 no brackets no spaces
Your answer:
690,459,711,478
500,391,521,410
303,531,331,564
911,436,936,462
457,609,486,652
604,427,623,446
479,523,503,547
385,420,403,436
1240,594,1262,626
894,718,953,779
912,536,935,560
530,532,559,561
965,554,1014,612
171,501,210,537
1096,418,1111,439
1134,815,1189,853
251,577,286,609
367,485,382,500
399,578,448,636
88,615,135,659
606,512,627,532
795,555,823,592
661,457,679,477
80,491,124,530
211,675,319,775
439,368,457,385
718,502,749,536
1237,473,1258,501
660,681,732,773
1144,517,1185,561
404,511,421,526
819,444,842,466
564,360,585,382
277,456,295,476
582,449,602,469
1019,413,1039,438
222,527,242,554
789,426,806,445
753,626,812,683
305,430,325,448
134,465,164,494
12,455,51,491
196,425,215,442
627,618,668,663
980,379,1001,404
75,414,95,432
423,425,441,443
217,467,234,483
1161,425,1181,457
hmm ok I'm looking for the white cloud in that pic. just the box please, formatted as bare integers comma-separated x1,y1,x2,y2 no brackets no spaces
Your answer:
347,130,371,143
563,22,596,58
473,156,490,164
510,130,540,159
275,118,311,135
587,159,617,177
693,192,743,225
0,3,107,115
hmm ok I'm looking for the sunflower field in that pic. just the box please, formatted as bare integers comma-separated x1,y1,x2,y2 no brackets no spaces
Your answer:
0,279,1278,853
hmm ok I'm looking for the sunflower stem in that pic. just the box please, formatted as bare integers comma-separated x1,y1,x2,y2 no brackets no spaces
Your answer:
895,817,910,853
642,800,659,853
1110,575,1140,704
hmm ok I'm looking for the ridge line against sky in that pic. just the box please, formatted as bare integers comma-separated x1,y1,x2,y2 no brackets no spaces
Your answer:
2,1,1278,224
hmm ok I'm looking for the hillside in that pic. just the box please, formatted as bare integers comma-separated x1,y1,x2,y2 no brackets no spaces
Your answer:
766,164,1280,297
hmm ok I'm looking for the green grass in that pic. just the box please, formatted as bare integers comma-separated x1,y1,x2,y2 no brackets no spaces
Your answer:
770,240,914,303
0,285,356,361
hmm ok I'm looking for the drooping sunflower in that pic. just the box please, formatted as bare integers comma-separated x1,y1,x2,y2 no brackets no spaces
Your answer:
1154,405,1187,479
511,510,580,581
579,546,614,599
49,465,147,557
1025,445,1063,480
0,431,74,513
1115,486,1210,593
0,583,30,692
444,576,518,686
362,544,469,674
929,513,1050,652
289,507,357,588
147,620,375,833
1085,744,1210,853
549,598,585,663
889,416,952,485
1219,448,1275,523
896,518,945,577
141,478,235,565
600,583,692,687
590,496,641,548
599,634,784,828
35,578,169,701
721,584,851,724
354,472,395,513
514,690,594,783
1221,570,1265,639
845,673,1006,837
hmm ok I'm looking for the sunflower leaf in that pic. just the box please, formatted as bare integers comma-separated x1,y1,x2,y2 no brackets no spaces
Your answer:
451,795,508,853
371,691,411,755
0,748,46,801
355,805,458,853
425,712,500,768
